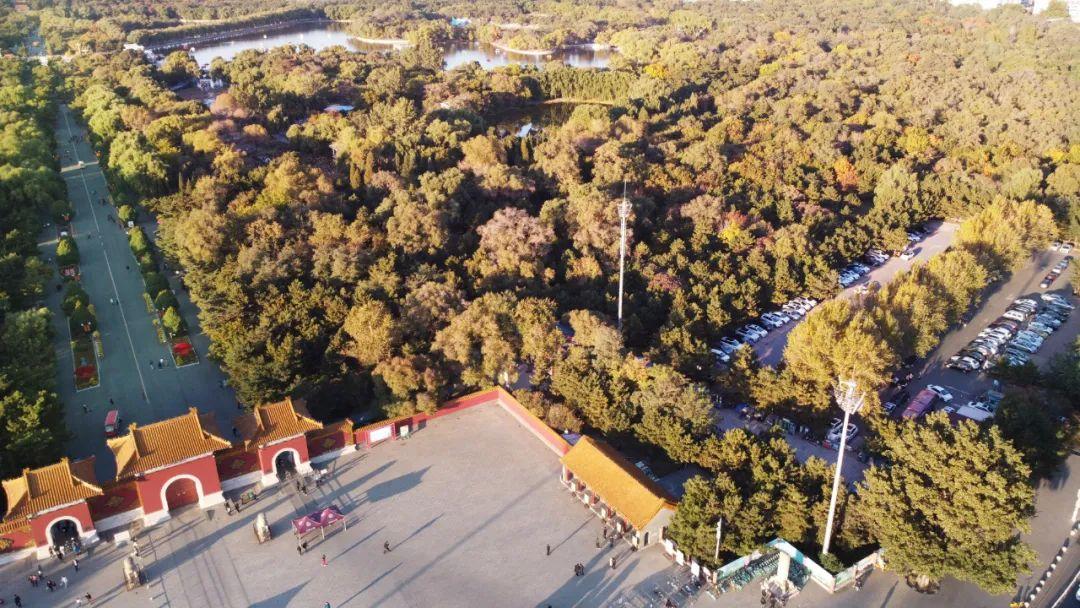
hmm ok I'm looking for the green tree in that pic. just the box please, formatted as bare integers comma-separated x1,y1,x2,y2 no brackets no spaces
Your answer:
129,227,150,256
782,301,896,410
117,204,136,224
859,413,1035,593
109,131,168,196
162,306,185,337
56,236,79,267
343,295,399,368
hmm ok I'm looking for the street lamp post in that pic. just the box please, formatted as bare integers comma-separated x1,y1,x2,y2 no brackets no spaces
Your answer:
822,379,865,556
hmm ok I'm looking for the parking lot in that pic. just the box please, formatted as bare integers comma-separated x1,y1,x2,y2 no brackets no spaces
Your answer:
899,247,1077,413
752,221,958,366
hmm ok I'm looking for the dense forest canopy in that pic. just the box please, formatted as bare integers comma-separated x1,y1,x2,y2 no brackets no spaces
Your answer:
0,49,70,480
1,0,1078,590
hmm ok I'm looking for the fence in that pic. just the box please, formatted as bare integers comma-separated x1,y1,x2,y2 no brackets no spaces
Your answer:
659,534,883,594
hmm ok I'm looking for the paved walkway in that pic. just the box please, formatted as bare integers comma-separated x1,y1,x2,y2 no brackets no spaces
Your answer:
40,105,236,481
0,404,696,608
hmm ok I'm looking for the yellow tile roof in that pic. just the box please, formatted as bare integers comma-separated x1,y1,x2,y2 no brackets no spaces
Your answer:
108,408,232,479
560,436,675,530
234,397,323,447
2,458,103,521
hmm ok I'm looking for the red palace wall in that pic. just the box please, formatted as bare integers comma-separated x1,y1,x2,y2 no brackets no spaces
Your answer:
28,502,95,546
87,480,140,521
257,435,310,474
0,520,34,554
136,454,222,514
307,420,354,459
216,446,261,481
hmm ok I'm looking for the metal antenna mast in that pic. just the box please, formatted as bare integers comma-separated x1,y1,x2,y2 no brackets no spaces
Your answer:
617,181,631,329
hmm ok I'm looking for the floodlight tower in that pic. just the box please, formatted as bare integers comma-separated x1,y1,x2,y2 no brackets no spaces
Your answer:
617,181,631,330
822,378,865,556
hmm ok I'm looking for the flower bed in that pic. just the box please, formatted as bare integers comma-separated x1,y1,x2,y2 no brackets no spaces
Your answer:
73,338,99,389
172,338,198,366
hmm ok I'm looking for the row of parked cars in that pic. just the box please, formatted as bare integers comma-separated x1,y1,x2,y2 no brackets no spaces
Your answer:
1040,256,1071,289
839,228,928,288
710,297,820,363
947,294,1074,371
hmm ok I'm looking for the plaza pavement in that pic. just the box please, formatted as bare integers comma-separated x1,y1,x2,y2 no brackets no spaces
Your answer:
0,404,721,608
40,105,237,482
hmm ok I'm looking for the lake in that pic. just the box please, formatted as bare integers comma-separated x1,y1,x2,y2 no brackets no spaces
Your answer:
188,22,612,70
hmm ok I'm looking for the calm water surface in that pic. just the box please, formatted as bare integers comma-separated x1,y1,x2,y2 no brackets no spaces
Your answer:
188,22,612,70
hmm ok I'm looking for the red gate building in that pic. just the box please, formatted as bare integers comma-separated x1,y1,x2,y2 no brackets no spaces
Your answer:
107,408,232,526
234,397,323,487
2,458,103,559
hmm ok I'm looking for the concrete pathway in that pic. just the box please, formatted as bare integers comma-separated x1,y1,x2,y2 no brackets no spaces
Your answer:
41,105,237,481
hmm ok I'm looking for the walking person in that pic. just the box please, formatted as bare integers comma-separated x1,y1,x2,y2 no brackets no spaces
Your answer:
61,575,68,588
383,540,392,554
12,595,20,608
73,557,79,572
46,579,56,592
321,554,327,567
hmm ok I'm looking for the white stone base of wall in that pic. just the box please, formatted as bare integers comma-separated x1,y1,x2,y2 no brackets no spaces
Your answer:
94,508,144,534
199,490,225,508
311,446,353,465
221,471,261,492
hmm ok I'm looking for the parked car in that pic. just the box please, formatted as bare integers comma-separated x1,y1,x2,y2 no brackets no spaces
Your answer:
746,324,769,337
926,385,954,402
947,356,979,373
900,249,916,261
1009,340,1039,354
760,314,785,329
736,328,760,343
827,421,859,444
1001,309,1030,323
1026,324,1052,338
1035,314,1063,328
1061,243,1074,254
710,348,731,363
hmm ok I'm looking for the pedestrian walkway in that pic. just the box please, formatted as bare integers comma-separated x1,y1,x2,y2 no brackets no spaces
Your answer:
41,105,237,481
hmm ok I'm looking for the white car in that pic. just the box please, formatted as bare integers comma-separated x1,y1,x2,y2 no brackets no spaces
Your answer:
1061,243,1073,254
736,328,760,343
746,324,769,337
900,249,916,260
760,315,785,329
827,421,859,444
927,385,954,402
